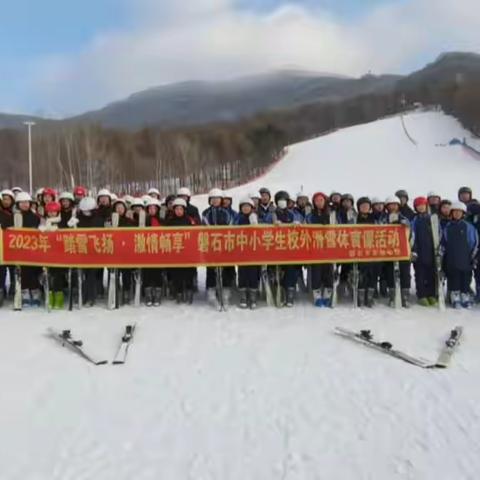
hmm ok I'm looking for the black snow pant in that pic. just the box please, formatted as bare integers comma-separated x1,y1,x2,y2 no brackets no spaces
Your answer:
358,263,379,290
120,269,132,292
143,268,163,288
238,266,260,290
51,268,67,292
446,268,471,294
21,267,41,290
384,261,411,289
206,267,235,289
170,268,196,293
414,263,436,299
311,264,333,290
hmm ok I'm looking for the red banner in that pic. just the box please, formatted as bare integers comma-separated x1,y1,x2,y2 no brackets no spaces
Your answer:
0,224,410,268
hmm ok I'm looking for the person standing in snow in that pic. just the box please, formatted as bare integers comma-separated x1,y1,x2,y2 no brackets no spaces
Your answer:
441,202,478,308
395,189,415,221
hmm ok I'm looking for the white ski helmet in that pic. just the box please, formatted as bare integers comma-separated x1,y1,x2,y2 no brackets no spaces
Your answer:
59,191,74,202
97,188,111,199
450,201,467,213
123,195,134,206
208,188,224,199
427,191,441,199
148,187,160,196
131,198,144,208
15,192,32,203
239,197,254,208
1,189,15,199
385,195,400,205
79,197,97,212
172,198,187,208
146,197,161,207
141,194,152,206
35,187,44,198
177,187,191,197
11,186,23,194
371,196,383,205
110,193,118,202
296,191,309,200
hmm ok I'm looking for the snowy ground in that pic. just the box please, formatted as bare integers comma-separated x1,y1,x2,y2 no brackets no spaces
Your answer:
3,109,480,479
1,291,480,480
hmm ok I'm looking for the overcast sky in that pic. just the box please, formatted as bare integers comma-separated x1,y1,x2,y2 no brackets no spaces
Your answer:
1,0,479,117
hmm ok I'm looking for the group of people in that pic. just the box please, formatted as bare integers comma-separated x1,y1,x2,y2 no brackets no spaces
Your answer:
0,184,478,310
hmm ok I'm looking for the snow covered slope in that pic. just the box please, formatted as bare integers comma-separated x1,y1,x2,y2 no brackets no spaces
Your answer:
223,110,480,203
3,110,480,480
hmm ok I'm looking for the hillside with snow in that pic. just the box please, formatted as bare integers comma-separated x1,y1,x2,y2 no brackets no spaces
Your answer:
2,110,480,480
222,110,480,204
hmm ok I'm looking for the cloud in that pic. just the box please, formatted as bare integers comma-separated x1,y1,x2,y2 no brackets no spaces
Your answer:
27,0,480,116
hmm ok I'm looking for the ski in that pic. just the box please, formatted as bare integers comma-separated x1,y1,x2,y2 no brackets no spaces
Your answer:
107,212,120,310
47,328,108,365
352,263,359,308
274,265,283,308
13,213,23,311
43,267,50,312
112,324,136,365
334,327,435,369
216,266,227,311
134,210,146,307
330,210,339,308
389,213,402,309
434,326,463,368
261,266,274,307
430,213,446,311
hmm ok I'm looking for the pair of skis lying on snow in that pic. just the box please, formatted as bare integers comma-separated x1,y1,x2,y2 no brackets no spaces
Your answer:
335,326,463,369
47,324,136,366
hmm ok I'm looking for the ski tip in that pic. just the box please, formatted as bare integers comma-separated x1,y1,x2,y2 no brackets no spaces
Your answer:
95,361,109,366
111,361,125,365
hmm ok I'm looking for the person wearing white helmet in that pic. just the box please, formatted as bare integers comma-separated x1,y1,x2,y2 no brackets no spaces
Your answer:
202,188,234,307
143,195,163,307
177,187,201,224
294,191,311,220
75,197,104,307
164,197,196,304
382,194,411,308
427,191,441,215
371,197,385,221
11,186,23,195
58,192,75,227
443,201,478,308
234,197,260,309
148,187,161,200
96,188,112,223
222,193,238,222
14,191,42,307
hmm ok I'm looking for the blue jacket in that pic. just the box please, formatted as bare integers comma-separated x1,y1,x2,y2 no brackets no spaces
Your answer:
442,219,478,271
411,213,436,266
202,206,232,226
306,208,331,225
263,208,301,224
234,212,258,226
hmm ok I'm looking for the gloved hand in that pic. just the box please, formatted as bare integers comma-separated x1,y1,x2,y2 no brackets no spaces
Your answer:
67,217,79,228
411,252,418,263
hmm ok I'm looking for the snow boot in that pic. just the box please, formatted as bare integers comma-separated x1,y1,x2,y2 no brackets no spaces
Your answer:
207,288,217,306
31,289,42,307
428,297,438,307
418,297,430,307
153,287,162,306
249,289,258,310
323,288,333,307
53,291,64,310
222,288,231,308
239,289,248,309
388,289,396,308
285,288,295,308
48,291,55,309
357,289,365,308
450,291,461,309
313,289,322,307
401,289,410,308
145,287,153,307
461,292,472,309
366,288,375,308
